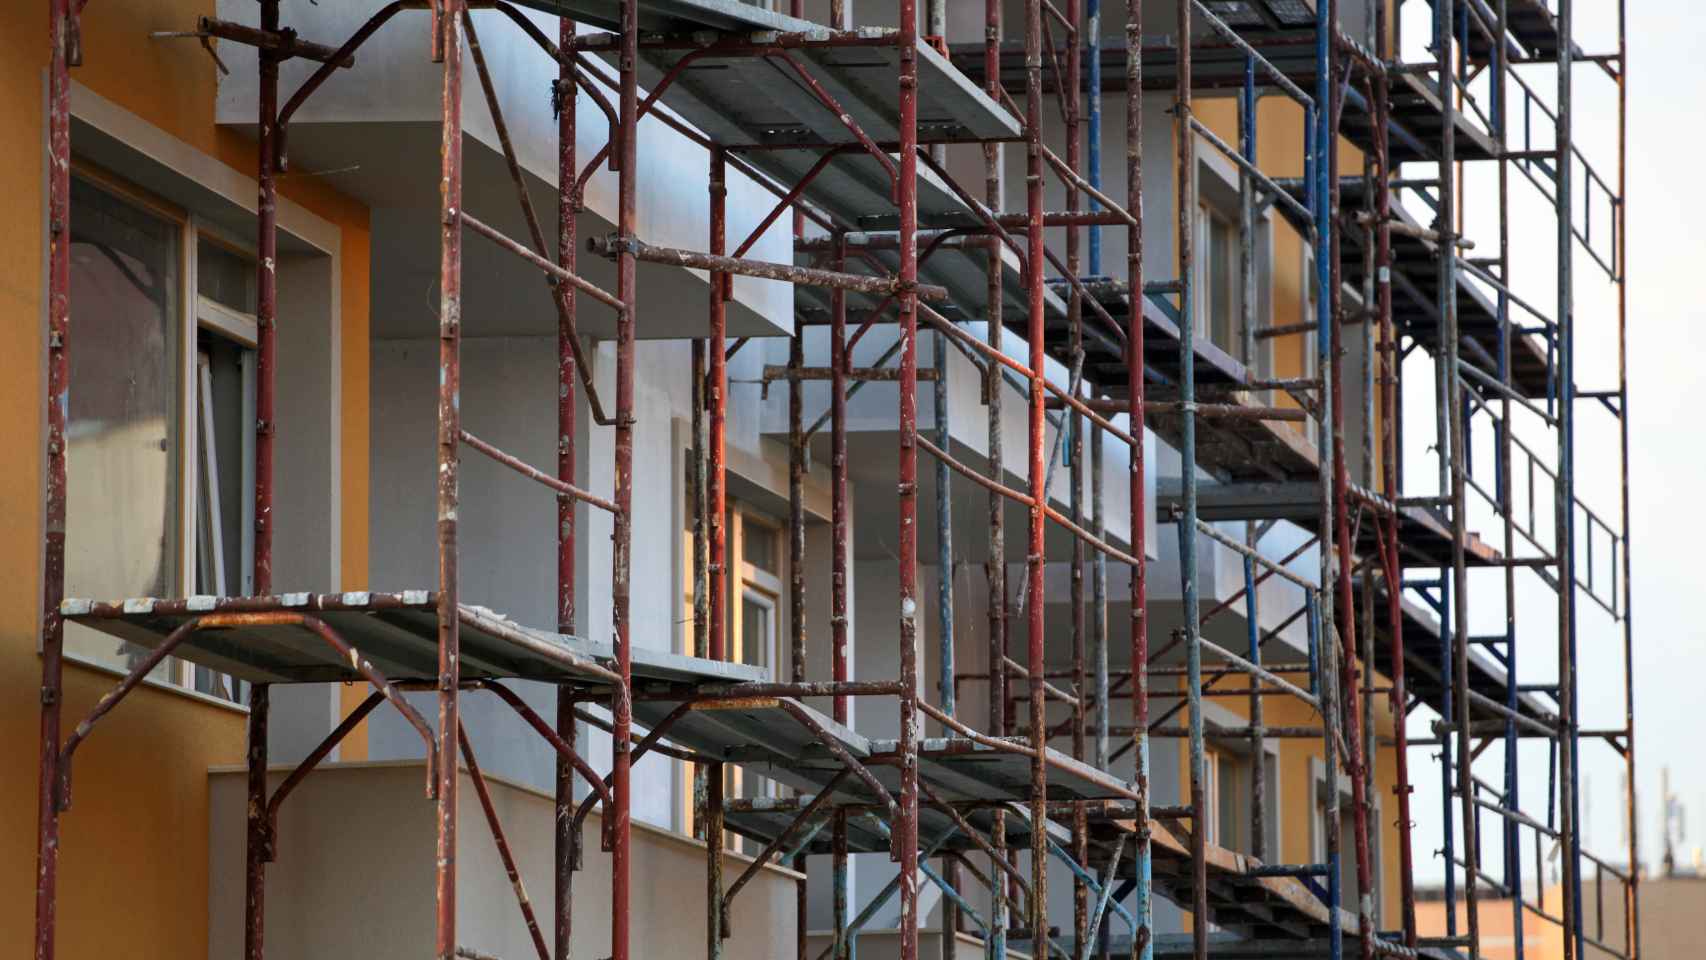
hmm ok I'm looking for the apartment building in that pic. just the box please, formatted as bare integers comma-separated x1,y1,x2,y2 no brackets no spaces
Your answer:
7,1,1634,960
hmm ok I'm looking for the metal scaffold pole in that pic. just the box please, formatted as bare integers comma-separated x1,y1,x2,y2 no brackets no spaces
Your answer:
1321,3,1377,950
1615,1,1639,956
26,0,1650,958
897,2,923,958
1125,0,1150,955
1172,2,1208,958
981,0,1010,953
615,6,639,960
33,6,74,958
555,14,580,960
1023,0,1052,951
434,4,466,959
1555,0,1581,956
1366,2,1416,939
1431,0,1479,953
1489,2,1526,956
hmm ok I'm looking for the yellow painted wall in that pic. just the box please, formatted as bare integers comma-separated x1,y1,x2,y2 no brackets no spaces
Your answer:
1167,94,1408,932
1189,96,1389,491
1172,662,1407,931
0,2,370,955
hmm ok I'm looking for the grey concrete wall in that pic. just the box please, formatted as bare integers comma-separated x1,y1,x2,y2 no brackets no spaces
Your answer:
209,762,799,960
215,3,792,332
270,251,347,764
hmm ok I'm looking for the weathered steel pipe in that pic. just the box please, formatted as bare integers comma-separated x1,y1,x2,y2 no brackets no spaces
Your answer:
1124,0,1150,952
246,684,269,960
464,212,624,312
478,681,613,809
460,724,551,960
555,15,579,954
588,235,950,301
893,7,923,960
610,4,640,959
763,365,939,382
721,768,852,932
264,691,384,848
435,5,467,957
461,429,620,513
34,7,74,958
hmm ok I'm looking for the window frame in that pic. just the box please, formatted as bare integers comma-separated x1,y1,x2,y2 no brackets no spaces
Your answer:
1309,756,1381,921
1193,200,1238,354
675,495,792,845
59,160,252,709
724,506,786,834
193,233,261,603
1189,137,1274,380
1301,242,1322,383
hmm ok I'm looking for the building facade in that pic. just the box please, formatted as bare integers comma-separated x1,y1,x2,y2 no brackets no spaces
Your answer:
7,1,1633,959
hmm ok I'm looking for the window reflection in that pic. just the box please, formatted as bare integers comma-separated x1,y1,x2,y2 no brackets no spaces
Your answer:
63,175,179,678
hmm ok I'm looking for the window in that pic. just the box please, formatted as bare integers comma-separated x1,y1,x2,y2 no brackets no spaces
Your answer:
1313,766,1379,918
190,237,259,701
1301,245,1321,383
725,508,783,850
1203,745,1250,854
732,509,781,669
678,501,788,846
1203,747,1222,846
1194,202,1238,357
61,168,250,704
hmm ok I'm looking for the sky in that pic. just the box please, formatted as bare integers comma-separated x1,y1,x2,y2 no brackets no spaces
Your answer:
1389,0,1706,886
1607,0,1706,876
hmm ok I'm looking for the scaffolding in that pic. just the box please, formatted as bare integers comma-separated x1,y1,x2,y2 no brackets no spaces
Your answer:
32,1,1636,960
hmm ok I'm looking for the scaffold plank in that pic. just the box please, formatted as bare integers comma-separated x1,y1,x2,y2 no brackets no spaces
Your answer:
60,593,765,686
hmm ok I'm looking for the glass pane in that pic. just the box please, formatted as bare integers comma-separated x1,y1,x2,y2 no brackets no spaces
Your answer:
64,176,180,676
742,520,778,573
196,338,250,596
1209,214,1234,353
197,236,256,314
1217,752,1239,851
740,593,772,669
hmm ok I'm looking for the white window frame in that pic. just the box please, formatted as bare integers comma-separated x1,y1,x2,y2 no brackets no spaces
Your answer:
725,506,785,836
1191,136,1274,380
1193,201,1237,353
193,237,261,602
675,498,790,846
1203,744,1224,848
59,163,256,708
54,83,346,716
1301,243,1322,384
1308,756,1381,921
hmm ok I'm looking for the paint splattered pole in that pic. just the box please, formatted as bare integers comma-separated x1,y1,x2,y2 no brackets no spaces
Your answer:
1124,0,1150,955
895,0,923,957
1022,0,1052,950
248,2,284,957
982,0,1011,954
555,12,579,960
34,8,74,960
1172,0,1209,956
434,3,466,958
611,2,640,960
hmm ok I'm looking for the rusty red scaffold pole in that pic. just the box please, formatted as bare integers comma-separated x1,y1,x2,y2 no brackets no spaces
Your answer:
435,2,466,958
895,1,923,958
611,2,639,960
555,12,579,960
34,2,74,958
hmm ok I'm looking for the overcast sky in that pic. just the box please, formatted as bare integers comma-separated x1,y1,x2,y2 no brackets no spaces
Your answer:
1389,1,1706,886
1606,0,1706,876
